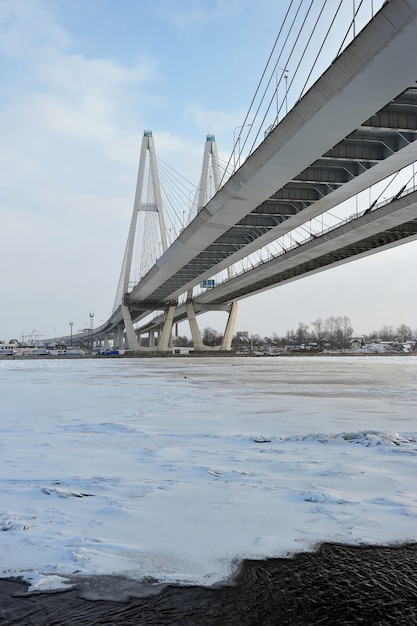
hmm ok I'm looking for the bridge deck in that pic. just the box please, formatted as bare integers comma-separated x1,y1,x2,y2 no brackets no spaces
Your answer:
129,0,417,310
136,189,417,331
194,189,417,305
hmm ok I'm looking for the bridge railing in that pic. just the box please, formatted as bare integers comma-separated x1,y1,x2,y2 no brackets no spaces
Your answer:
203,180,417,292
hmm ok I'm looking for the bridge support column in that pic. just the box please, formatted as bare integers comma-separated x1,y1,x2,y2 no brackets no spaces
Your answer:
121,304,140,351
220,301,238,351
158,305,176,351
186,301,204,350
113,325,124,349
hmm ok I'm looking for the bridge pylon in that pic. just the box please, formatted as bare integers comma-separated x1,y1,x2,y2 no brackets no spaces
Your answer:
113,130,168,350
189,134,221,220
185,135,238,351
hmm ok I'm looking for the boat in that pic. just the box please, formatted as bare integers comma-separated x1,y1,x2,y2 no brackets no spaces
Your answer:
0,343,18,355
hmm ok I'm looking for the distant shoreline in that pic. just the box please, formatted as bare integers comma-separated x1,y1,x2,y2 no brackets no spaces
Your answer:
0,350,415,360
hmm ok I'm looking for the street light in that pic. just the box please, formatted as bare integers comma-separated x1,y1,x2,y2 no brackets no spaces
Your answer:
276,66,289,123
352,0,356,39
89,313,94,352
69,321,73,347
233,124,252,172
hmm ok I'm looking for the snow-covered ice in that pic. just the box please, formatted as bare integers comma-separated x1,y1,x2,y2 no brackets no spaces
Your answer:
0,355,416,593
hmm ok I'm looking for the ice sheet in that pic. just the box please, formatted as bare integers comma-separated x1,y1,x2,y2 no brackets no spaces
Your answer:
0,356,416,592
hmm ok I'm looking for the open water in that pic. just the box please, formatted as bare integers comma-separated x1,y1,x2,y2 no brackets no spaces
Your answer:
1,543,417,625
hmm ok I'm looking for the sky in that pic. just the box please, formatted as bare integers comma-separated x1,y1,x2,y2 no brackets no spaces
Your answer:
1,0,417,343
1,356,417,594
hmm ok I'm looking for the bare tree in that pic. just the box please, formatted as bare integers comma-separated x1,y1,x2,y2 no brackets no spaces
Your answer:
338,316,353,345
396,323,413,341
296,322,309,344
202,327,222,346
380,325,395,341
250,334,263,348
312,318,325,346
271,333,281,345
172,335,191,347
285,329,295,343
324,316,338,345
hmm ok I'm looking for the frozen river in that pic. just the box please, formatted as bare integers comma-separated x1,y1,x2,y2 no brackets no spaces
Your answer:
0,355,416,595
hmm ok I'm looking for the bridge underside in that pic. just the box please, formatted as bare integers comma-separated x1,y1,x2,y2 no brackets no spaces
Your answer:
132,190,417,334
143,87,417,304
197,198,417,304
238,219,417,295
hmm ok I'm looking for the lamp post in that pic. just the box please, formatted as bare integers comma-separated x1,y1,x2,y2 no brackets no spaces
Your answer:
284,71,289,115
276,66,289,123
353,0,356,39
233,124,252,172
89,313,94,352
69,321,73,347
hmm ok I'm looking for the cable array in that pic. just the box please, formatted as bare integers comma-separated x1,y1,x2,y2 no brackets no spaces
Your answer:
221,0,386,184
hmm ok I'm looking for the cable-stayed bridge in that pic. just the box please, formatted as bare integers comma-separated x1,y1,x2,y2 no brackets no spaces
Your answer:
63,0,417,352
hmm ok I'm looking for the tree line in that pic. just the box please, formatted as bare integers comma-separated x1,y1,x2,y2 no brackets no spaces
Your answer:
172,316,416,348
272,317,415,347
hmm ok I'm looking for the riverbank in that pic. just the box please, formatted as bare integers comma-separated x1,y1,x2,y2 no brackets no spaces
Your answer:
0,349,415,360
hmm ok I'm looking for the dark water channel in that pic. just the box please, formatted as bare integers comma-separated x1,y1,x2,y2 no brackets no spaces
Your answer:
1,543,417,625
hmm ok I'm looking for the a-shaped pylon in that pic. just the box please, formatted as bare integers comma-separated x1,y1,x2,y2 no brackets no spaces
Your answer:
112,131,167,350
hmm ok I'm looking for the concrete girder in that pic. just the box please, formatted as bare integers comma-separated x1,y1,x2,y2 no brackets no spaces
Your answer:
251,205,300,218
219,226,271,244
272,183,337,201
324,137,395,161
367,111,417,131
245,203,305,218
237,214,287,228
295,161,366,184
364,87,417,130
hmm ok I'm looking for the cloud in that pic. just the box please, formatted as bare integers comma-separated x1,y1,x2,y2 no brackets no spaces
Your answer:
154,0,248,29
0,1,160,209
0,0,69,58
186,104,246,137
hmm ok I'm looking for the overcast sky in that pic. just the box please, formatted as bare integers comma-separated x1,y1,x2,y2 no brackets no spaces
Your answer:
1,0,417,343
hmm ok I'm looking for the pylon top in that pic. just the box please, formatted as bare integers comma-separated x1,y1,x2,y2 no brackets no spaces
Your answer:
144,130,152,137
206,134,215,142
